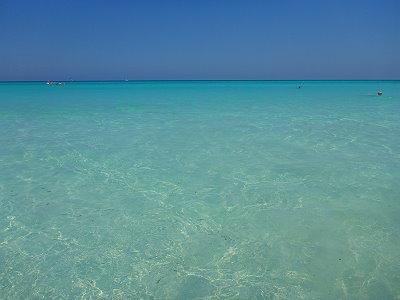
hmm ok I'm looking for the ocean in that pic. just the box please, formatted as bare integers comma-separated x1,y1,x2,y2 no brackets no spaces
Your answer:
0,81,399,299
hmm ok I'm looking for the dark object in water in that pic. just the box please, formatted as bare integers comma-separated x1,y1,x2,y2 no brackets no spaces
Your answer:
298,86,302,89
377,91,383,96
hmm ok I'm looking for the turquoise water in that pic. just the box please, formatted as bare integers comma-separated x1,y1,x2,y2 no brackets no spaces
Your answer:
0,81,399,299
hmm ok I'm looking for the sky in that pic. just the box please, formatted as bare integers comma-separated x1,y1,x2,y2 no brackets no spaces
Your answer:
0,0,399,81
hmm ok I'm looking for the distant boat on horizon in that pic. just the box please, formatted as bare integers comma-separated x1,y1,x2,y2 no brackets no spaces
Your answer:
46,80,64,86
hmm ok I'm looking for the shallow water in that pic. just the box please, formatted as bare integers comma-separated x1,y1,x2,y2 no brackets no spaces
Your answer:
0,81,399,299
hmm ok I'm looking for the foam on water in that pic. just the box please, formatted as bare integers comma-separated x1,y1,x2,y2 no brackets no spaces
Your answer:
0,81,399,299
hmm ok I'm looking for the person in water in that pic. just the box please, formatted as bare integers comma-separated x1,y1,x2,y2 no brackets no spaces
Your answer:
377,91,383,96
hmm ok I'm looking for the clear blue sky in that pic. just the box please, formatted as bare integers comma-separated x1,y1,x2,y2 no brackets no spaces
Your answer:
0,0,399,81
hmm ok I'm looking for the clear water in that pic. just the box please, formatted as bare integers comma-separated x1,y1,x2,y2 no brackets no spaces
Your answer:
0,81,399,299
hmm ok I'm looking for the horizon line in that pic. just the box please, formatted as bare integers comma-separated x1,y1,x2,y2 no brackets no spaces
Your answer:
1,79,399,83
